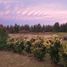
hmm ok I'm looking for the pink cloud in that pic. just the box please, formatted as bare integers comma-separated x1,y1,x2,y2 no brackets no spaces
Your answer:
0,6,67,24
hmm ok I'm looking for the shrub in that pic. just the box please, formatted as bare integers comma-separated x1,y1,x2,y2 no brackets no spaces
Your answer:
7,43,14,51
33,48,46,61
0,28,8,50
33,42,46,61
54,40,62,50
13,41,25,54
50,46,60,64
62,53,67,67
49,40,61,64
25,41,32,53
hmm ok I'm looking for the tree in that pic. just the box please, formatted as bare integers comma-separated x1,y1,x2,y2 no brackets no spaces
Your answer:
53,22,60,32
60,23,67,32
45,25,53,32
14,24,20,33
1,22,67,33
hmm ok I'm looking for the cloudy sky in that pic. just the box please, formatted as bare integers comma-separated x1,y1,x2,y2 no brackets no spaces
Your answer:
0,0,67,25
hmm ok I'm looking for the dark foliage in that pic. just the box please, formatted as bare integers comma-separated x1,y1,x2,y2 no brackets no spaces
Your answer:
0,27,8,50
62,53,67,67
25,41,32,53
33,42,46,60
0,22,67,33
13,41,25,54
49,41,62,64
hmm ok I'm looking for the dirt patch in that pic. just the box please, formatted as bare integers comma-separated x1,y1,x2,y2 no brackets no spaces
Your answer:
0,51,60,67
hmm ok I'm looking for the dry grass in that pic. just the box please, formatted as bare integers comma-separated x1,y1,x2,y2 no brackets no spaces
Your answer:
9,32,67,39
9,33,57,41
0,51,58,67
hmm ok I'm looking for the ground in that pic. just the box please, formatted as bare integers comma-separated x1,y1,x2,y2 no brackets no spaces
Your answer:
0,51,59,67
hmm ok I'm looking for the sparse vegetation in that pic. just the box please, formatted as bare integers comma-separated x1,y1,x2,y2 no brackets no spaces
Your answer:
0,27,67,67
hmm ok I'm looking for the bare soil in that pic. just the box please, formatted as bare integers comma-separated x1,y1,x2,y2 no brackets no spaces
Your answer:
0,51,60,67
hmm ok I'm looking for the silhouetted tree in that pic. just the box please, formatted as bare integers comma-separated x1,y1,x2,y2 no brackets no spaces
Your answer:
0,22,67,33
60,23,67,32
53,22,60,32
13,24,20,33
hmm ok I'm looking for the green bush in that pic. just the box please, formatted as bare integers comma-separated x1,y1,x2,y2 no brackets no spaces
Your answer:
54,40,62,50
49,40,61,64
33,48,46,61
25,41,32,53
13,41,25,54
7,43,15,51
33,42,46,61
50,46,60,63
0,28,8,50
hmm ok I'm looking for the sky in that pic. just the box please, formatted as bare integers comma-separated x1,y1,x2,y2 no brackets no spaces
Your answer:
0,0,67,25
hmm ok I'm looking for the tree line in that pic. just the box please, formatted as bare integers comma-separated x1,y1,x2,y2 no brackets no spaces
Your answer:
0,22,67,33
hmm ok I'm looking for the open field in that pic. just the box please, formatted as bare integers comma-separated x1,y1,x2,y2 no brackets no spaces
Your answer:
9,32,67,43
0,32,67,67
9,32,67,38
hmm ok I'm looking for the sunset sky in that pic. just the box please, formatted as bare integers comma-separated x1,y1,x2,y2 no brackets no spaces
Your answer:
0,0,67,25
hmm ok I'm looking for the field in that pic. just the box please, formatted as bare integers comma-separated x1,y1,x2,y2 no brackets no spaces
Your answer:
0,32,67,67
9,32,67,45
